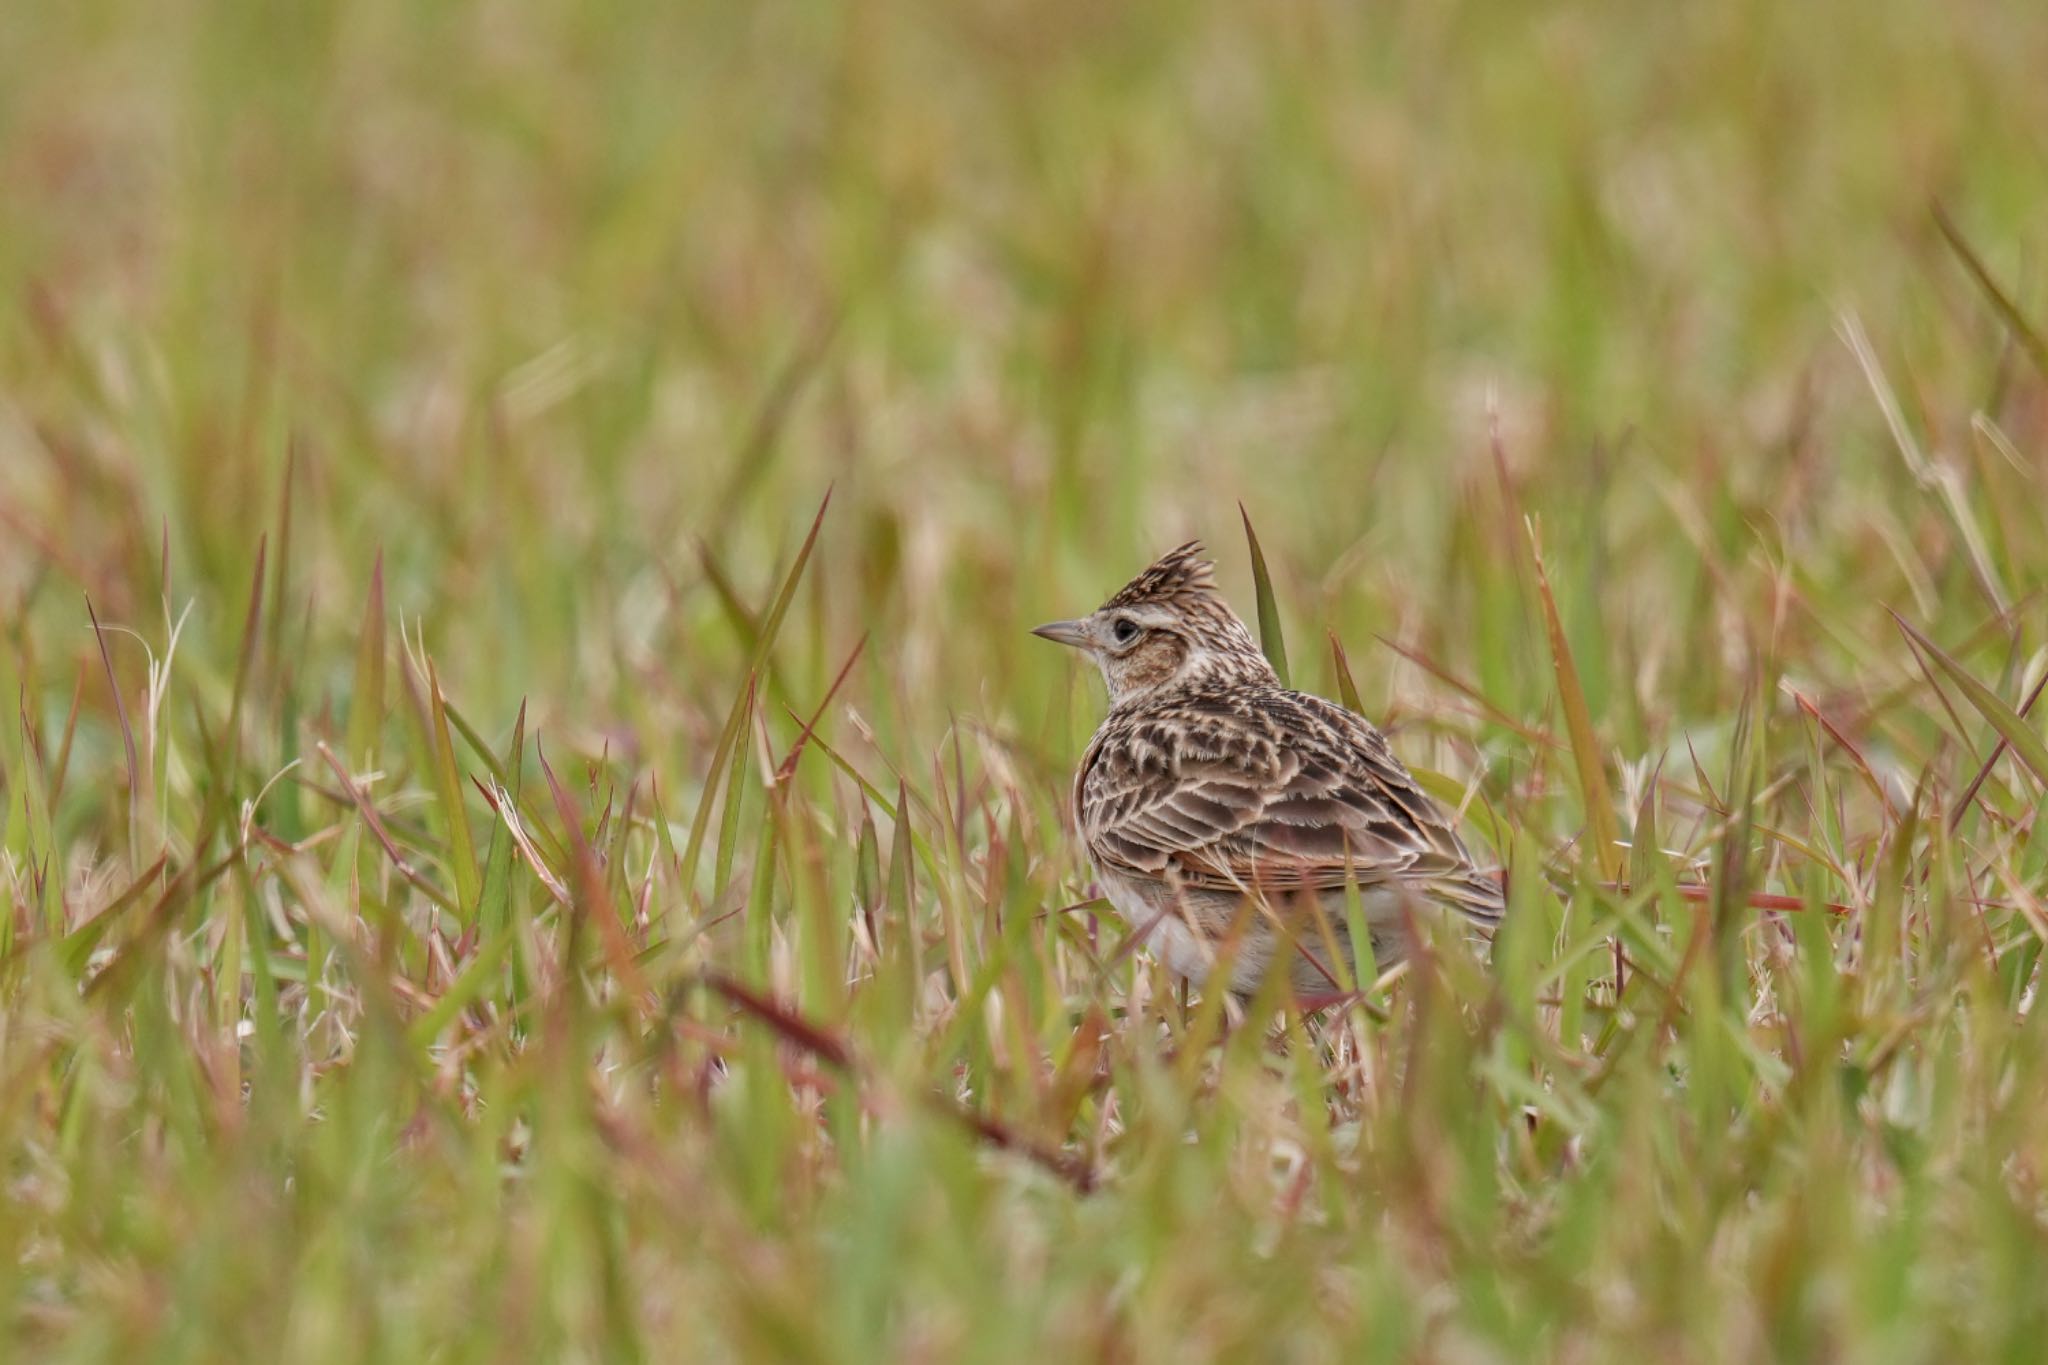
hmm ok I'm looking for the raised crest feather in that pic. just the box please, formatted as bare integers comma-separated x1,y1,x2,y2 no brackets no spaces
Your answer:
1102,541,1218,610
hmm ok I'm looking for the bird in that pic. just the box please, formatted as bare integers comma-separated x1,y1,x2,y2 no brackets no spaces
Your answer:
1032,541,1503,1000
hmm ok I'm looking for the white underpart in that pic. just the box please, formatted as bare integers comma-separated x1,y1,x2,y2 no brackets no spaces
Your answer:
1101,867,1412,992
1101,873,1227,984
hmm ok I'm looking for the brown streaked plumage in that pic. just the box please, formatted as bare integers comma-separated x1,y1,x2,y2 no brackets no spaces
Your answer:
1033,541,1503,998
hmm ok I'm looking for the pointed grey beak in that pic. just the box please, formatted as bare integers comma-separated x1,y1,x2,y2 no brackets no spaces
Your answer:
1030,619,1091,649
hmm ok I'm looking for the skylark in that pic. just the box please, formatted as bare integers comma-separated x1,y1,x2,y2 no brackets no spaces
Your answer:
1034,542,1503,998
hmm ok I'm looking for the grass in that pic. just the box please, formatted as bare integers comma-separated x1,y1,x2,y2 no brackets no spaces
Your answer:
4,0,2048,1358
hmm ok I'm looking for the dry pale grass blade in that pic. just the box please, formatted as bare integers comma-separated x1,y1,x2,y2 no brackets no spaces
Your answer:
1842,311,2012,615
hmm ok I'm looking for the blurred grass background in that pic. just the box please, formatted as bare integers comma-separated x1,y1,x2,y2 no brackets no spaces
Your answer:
4,0,2048,1359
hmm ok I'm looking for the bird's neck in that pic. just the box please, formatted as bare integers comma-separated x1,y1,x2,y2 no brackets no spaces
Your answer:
1107,647,1278,712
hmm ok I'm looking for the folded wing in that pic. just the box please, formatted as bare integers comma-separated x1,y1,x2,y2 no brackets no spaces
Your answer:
1080,692,1502,925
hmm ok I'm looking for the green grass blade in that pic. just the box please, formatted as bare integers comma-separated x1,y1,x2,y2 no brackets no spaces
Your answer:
224,536,266,779
346,551,386,767
424,660,481,917
1239,504,1290,687
475,701,527,944
1892,611,2048,787
679,488,832,896
1527,517,1623,881
407,932,514,1049
1932,202,2048,380
1328,631,1364,713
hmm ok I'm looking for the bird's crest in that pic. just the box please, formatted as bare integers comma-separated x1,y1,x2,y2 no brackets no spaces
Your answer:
1102,542,1217,610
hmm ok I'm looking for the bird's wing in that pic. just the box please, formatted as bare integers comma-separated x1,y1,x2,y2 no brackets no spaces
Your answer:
1080,692,1502,924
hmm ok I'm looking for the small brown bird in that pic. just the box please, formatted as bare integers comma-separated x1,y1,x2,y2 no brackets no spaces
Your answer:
1034,542,1502,999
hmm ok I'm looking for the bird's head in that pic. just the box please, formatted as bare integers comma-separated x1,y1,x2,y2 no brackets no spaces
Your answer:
1032,542,1275,706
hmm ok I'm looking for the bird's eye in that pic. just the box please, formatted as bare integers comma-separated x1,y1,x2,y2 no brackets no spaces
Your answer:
1112,618,1139,644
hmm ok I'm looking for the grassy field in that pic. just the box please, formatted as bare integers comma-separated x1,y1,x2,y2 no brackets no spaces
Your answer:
4,0,2048,1358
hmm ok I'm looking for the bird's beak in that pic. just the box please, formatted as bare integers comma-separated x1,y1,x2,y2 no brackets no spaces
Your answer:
1030,619,1091,649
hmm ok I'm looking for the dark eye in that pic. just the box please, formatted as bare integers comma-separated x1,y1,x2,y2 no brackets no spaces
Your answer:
1112,617,1139,644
